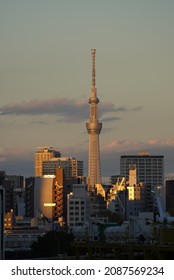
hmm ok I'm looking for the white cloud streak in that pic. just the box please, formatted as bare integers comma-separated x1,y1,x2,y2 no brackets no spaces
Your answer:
0,98,143,123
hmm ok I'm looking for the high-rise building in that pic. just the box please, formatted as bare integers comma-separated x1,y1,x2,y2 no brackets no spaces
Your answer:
3,175,24,215
34,176,55,220
42,157,83,178
120,153,164,211
86,49,102,191
34,147,61,177
25,168,67,225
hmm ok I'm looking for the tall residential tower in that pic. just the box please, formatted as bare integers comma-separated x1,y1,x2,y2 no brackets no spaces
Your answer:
86,49,102,191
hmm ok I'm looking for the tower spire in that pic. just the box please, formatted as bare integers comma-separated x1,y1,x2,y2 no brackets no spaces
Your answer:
91,48,96,87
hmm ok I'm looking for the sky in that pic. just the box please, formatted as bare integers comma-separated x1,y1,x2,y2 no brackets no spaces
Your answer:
0,0,174,180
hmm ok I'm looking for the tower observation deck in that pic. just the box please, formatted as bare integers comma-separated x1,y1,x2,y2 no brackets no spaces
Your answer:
86,49,102,191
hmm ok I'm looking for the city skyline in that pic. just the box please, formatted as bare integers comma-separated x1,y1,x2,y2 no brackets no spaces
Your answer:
1,1,174,178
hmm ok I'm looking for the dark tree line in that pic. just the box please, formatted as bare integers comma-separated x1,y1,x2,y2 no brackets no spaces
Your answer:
30,230,75,258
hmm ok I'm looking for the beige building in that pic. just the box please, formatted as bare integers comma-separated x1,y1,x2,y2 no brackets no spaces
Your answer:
127,165,141,200
34,147,61,177
126,165,145,218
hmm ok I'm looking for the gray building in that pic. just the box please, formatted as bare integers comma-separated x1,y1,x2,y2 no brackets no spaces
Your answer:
42,157,83,178
166,180,174,213
120,153,164,212
3,175,24,215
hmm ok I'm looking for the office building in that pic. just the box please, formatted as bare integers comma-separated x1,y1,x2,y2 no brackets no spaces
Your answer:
34,147,61,177
90,193,107,218
120,153,164,211
3,175,24,215
42,157,83,178
86,49,102,191
67,184,90,229
25,168,65,224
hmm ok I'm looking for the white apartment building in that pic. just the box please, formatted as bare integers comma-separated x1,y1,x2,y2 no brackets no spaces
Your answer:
67,184,90,229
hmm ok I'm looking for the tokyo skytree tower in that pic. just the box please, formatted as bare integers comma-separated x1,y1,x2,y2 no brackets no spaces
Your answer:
86,49,102,191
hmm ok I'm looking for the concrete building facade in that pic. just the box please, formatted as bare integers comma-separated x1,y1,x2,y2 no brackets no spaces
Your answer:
34,177,55,220
42,157,83,178
120,153,164,212
126,165,145,218
3,175,24,215
67,184,90,229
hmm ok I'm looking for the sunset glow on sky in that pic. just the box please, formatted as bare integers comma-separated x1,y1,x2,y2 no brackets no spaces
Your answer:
1,0,174,178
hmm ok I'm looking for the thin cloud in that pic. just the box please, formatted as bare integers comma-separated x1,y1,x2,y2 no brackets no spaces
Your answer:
148,139,174,146
0,147,32,161
100,104,143,113
30,119,50,125
0,98,143,123
101,139,174,154
101,116,121,122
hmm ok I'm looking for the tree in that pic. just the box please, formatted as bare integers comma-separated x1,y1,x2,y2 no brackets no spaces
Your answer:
30,230,74,258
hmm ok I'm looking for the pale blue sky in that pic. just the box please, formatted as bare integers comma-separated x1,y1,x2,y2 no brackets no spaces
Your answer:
0,0,174,178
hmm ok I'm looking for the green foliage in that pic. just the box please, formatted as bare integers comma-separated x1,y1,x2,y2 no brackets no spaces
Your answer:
30,230,74,258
